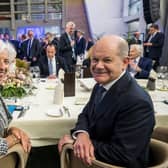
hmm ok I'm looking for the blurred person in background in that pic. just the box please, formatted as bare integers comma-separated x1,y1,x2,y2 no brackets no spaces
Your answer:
38,43,68,79
21,30,40,66
59,21,76,72
128,44,153,79
75,29,86,63
144,24,164,71
129,32,142,45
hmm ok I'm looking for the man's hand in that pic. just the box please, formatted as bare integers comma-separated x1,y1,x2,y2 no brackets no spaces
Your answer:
144,42,152,46
48,74,56,79
73,132,95,165
58,134,74,153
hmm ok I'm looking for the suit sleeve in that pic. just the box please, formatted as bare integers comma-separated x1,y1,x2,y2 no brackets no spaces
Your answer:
92,98,155,166
71,85,97,134
59,35,72,52
152,33,164,47
136,59,153,79
57,56,69,73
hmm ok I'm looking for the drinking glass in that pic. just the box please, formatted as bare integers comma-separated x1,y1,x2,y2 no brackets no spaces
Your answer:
157,66,168,89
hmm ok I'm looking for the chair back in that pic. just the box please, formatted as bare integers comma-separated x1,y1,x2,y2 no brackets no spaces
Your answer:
152,127,168,143
0,144,28,168
60,139,168,168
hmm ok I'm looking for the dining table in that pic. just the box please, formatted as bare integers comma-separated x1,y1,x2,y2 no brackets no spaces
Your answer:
9,77,168,147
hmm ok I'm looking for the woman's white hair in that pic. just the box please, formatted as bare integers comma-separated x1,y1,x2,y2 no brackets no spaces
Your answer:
0,40,16,73
130,44,143,57
0,40,16,63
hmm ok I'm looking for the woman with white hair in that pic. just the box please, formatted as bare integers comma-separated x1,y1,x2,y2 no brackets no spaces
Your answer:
0,40,31,167
128,44,153,79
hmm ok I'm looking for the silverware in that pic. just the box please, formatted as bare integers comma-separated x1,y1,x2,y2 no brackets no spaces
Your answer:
62,105,71,117
17,106,29,118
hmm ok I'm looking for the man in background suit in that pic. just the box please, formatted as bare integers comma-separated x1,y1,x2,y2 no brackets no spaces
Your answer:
21,30,40,66
75,29,86,62
59,21,76,72
128,44,153,79
58,35,155,167
144,24,164,71
129,31,142,45
38,43,68,78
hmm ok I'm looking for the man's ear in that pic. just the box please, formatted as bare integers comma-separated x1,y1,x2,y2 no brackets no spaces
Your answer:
123,56,129,64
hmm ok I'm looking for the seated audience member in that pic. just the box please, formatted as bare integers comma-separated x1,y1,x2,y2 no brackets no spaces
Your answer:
58,35,155,167
38,43,69,78
0,40,31,156
128,44,153,79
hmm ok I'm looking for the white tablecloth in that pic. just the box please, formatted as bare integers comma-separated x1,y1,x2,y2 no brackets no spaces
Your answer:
9,78,168,146
10,79,91,146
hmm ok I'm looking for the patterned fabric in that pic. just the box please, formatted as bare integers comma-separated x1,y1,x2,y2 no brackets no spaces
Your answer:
0,138,8,155
0,97,12,155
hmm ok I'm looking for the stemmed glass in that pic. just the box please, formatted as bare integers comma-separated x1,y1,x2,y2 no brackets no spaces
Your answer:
30,66,40,84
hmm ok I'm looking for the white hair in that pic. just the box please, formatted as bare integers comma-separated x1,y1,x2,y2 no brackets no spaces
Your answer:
0,40,7,53
0,40,16,63
130,44,143,57
65,21,76,28
0,40,16,73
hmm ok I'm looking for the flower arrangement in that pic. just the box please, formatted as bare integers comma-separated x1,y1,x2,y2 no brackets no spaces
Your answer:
0,59,34,98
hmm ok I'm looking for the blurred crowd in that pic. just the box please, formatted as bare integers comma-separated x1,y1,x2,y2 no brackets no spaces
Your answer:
0,22,94,77
0,22,166,81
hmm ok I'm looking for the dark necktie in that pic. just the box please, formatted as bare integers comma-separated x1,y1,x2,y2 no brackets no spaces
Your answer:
94,86,106,111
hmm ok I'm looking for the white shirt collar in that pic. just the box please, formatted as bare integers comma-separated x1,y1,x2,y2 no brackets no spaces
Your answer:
102,70,126,91
135,57,140,64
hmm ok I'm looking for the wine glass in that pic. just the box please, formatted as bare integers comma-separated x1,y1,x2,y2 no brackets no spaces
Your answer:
157,66,168,89
30,66,40,84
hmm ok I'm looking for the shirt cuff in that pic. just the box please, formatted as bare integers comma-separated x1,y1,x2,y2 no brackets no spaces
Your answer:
72,130,89,140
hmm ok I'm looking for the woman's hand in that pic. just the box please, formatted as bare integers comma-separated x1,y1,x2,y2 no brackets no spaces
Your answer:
8,127,31,153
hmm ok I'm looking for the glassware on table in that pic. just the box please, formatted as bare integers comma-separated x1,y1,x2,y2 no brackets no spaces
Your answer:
30,66,41,84
157,66,168,89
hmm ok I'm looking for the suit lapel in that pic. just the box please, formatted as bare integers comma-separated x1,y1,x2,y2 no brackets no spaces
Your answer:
91,71,133,124
138,57,143,67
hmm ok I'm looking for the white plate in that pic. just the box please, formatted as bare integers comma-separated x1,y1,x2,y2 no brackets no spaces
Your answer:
46,106,63,117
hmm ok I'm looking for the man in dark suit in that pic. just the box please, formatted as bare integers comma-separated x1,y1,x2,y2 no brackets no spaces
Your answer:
128,44,153,79
75,29,86,62
21,30,40,66
58,35,155,167
59,21,76,72
144,24,164,71
38,43,69,78
129,31,142,45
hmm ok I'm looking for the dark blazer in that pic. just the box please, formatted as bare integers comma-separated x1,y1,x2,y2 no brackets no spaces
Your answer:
145,32,164,61
86,40,94,51
71,71,155,167
59,33,74,71
21,38,40,66
75,37,86,56
129,37,142,45
134,57,153,79
38,55,69,78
